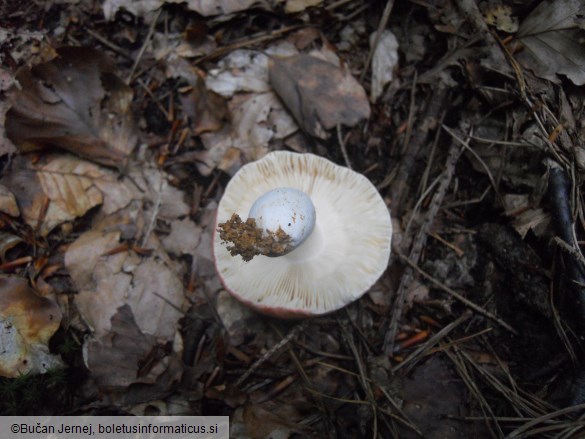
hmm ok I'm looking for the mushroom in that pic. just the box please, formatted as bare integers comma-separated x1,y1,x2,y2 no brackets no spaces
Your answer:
213,151,392,318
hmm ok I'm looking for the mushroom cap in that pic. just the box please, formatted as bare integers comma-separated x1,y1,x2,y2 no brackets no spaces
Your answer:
213,151,392,318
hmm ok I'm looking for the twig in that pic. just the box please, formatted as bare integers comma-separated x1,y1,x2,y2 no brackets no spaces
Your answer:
442,124,503,205
384,133,463,354
337,124,352,169
194,25,305,66
141,172,165,248
86,29,133,61
127,8,161,84
338,316,378,439
445,348,503,438
395,248,517,334
393,310,472,373
235,321,307,387
389,85,449,217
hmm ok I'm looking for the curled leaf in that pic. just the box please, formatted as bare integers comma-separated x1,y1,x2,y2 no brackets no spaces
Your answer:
5,46,137,168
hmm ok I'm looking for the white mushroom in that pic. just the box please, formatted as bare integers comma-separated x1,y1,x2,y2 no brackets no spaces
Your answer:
213,151,392,318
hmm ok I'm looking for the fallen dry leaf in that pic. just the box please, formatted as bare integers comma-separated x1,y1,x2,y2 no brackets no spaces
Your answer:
194,90,297,175
516,0,585,85
242,403,295,439
162,217,202,256
65,229,184,341
1,155,105,236
502,194,550,238
84,304,176,389
397,356,468,438
179,73,228,135
285,0,322,13
0,232,24,262
206,49,275,97
0,67,17,157
0,276,63,378
0,184,20,217
103,0,258,20
483,4,519,33
65,227,186,389
370,30,399,101
5,46,137,168
269,54,370,139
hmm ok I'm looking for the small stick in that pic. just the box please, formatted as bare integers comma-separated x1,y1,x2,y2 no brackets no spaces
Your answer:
235,321,307,387
337,124,352,169
395,248,517,335
86,29,133,61
127,9,162,84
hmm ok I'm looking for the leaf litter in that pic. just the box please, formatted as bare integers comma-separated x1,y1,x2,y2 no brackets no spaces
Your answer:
1,0,585,436
5,47,137,169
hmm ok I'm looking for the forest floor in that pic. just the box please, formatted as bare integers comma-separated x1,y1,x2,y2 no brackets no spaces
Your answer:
1,0,585,437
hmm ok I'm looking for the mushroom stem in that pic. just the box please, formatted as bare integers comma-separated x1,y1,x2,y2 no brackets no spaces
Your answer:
217,187,316,262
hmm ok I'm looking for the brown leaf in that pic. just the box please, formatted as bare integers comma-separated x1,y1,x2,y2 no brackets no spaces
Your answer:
516,0,585,85
179,73,228,135
0,67,17,157
5,46,137,168
398,356,469,438
1,155,104,235
269,54,370,139
85,304,172,389
0,276,63,377
0,184,20,217
242,403,294,439
65,228,184,340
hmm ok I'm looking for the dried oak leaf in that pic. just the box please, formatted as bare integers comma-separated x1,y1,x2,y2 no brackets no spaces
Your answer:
516,0,585,85
0,276,63,378
269,54,370,139
1,155,105,236
5,46,137,168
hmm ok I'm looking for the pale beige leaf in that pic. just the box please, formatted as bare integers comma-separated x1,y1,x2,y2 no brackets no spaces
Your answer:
65,226,185,341
1,155,105,235
37,157,103,219
285,0,322,13
0,277,63,378
162,218,202,256
103,0,259,20
370,30,399,101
